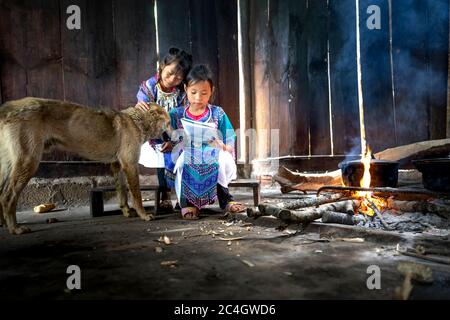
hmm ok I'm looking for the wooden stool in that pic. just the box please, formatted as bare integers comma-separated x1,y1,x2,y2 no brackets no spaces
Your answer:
90,185,162,217
228,179,261,206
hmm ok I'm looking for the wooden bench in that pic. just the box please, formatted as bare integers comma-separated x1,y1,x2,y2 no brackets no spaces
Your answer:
90,185,162,218
90,179,260,217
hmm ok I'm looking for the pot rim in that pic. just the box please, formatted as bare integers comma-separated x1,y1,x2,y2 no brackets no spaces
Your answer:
338,159,399,169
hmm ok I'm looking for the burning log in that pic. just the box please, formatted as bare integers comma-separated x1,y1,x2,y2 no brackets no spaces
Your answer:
277,201,358,224
258,193,346,218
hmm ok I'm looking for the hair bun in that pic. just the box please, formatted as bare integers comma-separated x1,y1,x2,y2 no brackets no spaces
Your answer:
168,47,180,55
181,51,193,64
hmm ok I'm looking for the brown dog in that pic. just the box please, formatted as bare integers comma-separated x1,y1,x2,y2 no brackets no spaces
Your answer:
0,97,172,234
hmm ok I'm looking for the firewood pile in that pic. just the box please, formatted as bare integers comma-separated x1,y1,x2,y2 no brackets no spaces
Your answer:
252,139,450,234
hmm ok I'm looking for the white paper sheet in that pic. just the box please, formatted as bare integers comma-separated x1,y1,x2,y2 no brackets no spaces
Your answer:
138,142,165,168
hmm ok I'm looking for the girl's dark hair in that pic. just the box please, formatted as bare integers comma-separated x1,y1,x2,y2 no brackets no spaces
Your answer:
158,47,193,84
185,64,214,90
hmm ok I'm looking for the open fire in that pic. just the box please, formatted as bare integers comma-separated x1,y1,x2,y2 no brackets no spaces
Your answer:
354,146,387,217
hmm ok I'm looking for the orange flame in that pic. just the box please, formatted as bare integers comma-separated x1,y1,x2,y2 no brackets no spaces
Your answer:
360,146,372,195
356,146,377,216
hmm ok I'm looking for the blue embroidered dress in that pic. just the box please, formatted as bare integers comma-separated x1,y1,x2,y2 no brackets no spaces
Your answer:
137,75,185,111
169,104,236,209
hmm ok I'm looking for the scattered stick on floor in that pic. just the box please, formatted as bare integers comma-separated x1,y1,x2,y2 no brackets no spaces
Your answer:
241,259,255,267
33,203,56,213
333,237,365,243
217,236,246,241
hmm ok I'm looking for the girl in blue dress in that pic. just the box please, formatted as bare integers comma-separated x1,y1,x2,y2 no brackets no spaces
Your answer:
167,64,246,219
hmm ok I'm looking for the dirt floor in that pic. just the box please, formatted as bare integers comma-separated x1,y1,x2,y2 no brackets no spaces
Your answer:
1,189,450,300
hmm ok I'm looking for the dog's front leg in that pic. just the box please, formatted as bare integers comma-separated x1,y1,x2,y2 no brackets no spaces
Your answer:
2,193,31,235
121,163,154,221
111,162,137,218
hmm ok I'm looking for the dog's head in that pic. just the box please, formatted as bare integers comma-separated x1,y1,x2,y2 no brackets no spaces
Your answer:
137,103,172,141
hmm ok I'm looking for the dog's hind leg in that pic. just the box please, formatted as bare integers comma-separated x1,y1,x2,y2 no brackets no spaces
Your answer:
121,162,154,221
111,162,137,218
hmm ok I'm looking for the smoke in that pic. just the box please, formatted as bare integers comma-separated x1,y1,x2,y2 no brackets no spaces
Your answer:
391,0,449,142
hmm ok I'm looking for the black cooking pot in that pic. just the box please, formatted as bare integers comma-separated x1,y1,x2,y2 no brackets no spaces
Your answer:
412,158,450,192
338,159,400,188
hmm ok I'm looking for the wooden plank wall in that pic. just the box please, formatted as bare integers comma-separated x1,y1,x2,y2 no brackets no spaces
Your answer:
156,0,239,129
426,0,449,140
328,0,361,156
287,0,309,156
359,0,395,153
0,0,239,161
244,0,449,163
0,0,448,169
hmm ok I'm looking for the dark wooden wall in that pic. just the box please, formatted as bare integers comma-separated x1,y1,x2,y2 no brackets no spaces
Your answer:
243,0,449,163
156,0,239,129
0,0,448,172
0,0,157,108
0,0,239,162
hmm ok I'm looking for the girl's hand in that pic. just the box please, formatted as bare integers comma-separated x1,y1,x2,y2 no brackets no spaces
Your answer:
160,141,174,153
209,139,232,153
135,101,151,111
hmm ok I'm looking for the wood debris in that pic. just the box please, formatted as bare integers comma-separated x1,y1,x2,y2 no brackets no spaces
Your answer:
160,260,178,267
217,236,246,241
334,237,365,243
241,259,255,267
46,218,59,224
157,235,172,245
34,203,56,213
